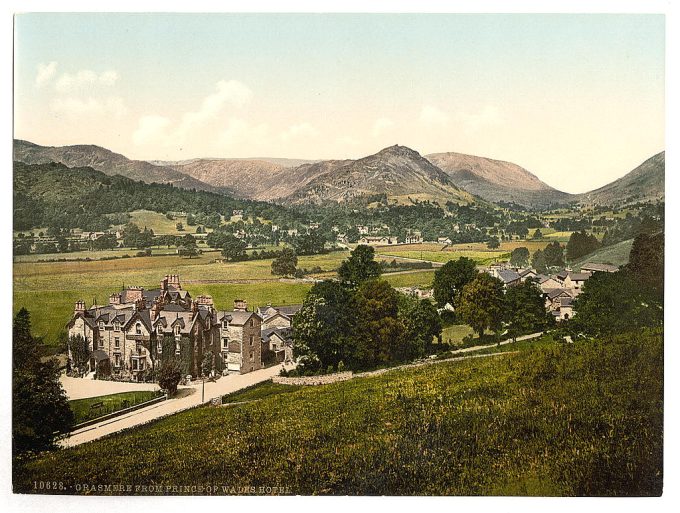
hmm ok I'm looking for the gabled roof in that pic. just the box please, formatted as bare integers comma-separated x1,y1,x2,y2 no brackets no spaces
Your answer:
567,272,591,282
497,269,521,284
581,262,619,273
545,288,574,300
219,310,259,326
261,327,293,343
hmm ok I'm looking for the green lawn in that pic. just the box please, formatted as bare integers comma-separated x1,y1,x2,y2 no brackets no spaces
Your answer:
221,381,299,404
68,391,163,425
14,328,662,496
440,324,475,345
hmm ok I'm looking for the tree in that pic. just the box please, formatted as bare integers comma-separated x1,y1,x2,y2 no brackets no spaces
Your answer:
510,247,530,267
431,256,478,307
532,228,543,239
221,233,248,261
504,280,550,342
543,241,565,268
566,230,600,261
398,295,442,360
354,280,403,368
292,231,327,255
487,236,500,249
13,309,74,454
176,222,184,231
457,273,505,338
158,358,183,396
345,226,360,243
532,249,547,273
337,245,382,286
201,351,214,377
178,233,198,258
293,281,357,372
627,231,664,298
68,334,90,374
271,248,298,276
571,270,662,337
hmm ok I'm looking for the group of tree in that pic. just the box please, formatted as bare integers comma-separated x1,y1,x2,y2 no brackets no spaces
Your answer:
123,223,155,249
566,230,600,261
569,231,663,337
271,248,298,276
294,246,442,373
531,241,565,273
13,309,74,455
432,256,553,341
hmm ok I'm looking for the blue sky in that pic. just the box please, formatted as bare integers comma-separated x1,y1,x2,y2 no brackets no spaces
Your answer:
14,13,665,193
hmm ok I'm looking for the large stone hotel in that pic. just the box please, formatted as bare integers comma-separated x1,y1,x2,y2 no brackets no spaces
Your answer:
67,274,265,380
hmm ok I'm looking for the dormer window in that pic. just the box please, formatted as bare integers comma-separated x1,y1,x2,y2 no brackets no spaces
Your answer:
249,318,254,327
99,321,105,330
175,325,181,335
222,319,229,329
113,321,120,332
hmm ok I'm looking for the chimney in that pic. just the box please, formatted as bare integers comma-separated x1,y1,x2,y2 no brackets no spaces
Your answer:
151,298,163,320
161,275,168,291
196,295,214,306
168,274,181,290
74,300,86,314
233,299,247,312
109,293,121,305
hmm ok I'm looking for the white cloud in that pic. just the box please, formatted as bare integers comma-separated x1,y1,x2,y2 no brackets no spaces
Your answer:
50,96,127,119
219,118,269,147
371,117,395,137
419,105,450,128
280,122,318,142
54,69,119,93
35,61,57,87
458,105,503,131
133,115,172,146
177,80,253,138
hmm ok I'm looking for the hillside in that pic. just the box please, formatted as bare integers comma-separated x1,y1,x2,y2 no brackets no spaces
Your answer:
13,161,292,231
13,140,218,194
164,158,337,201
576,152,665,207
283,145,474,205
572,239,634,271
14,330,663,495
426,151,571,208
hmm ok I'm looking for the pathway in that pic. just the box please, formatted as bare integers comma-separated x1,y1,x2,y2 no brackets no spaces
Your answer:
449,331,544,356
60,363,294,447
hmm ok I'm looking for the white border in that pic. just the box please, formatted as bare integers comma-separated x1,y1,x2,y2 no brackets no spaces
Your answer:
2,2,678,513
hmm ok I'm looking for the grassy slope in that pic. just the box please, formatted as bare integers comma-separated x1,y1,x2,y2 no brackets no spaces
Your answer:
14,329,662,496
572,239,633,270
69,391,162,425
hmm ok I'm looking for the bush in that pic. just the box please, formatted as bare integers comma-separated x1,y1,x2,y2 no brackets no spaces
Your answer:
158,358,182,396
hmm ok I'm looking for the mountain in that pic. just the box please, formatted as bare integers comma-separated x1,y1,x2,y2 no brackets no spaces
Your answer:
13,140,218,193
425,151,571,208
281,145,474,205
576,152,665,206
161,158,330,201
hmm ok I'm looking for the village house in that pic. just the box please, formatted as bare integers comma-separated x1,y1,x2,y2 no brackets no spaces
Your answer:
535,274,563,293
358,236,397,246
437,237,452,245
562,272,592,293
218,300,263,374
356,225,370,235
67,275,264,380
261,327,294,365
580,262,619,273
404,231,423,244
256,304,302,330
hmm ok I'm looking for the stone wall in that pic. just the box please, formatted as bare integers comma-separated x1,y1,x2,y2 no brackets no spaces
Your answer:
273,371,354,386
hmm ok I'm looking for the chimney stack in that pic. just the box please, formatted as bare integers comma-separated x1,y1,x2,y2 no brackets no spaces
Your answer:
233,299,247,312
161,275,169,291
109,293,121,305
74,300,86,314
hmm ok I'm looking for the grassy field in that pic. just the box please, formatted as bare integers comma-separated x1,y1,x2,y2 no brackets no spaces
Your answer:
13,247,439,345
14,328,662,496
572,239,633,270
440,324,475,345
377,249,510,266
222,382,300,404
69,391,162,425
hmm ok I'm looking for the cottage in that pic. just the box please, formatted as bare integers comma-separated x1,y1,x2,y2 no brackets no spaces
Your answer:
261,327,294,364
358,236,396,246
256,304,302,330
437,237,452,245
580,262,619,273
563,272,592,293
218,300,263,374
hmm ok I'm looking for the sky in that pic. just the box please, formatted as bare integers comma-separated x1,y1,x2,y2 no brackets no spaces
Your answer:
13,13,665,193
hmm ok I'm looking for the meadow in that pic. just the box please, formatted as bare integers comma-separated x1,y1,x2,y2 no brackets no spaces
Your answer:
69,391,163,425
13,248,434,345
14,328,663,496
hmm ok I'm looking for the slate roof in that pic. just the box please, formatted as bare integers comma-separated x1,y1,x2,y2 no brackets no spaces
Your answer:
581,262,619,273
261,327,293,344
567,273,591,282
219,310,258,326
497,270,521,284
545,288,573,300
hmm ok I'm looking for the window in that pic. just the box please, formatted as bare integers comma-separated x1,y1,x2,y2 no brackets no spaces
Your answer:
98,338,104,348
99,321,105,330
136,323,142,335
222,338,229,349
249,335,254,346
249,352,253,361
114,354,121,367
114,322,120,332
249,318,254,327
114,337,120,348
175,325,181,335
222,319,228,329
157,341,162,353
